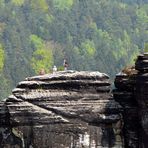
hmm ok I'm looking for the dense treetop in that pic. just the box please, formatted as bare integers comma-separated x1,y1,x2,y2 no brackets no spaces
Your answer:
0,0,147,100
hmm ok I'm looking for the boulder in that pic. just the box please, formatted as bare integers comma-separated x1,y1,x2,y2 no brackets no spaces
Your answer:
0,71,123,148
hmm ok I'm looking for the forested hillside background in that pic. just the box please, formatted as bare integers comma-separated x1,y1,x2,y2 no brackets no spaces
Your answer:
0,0,148,100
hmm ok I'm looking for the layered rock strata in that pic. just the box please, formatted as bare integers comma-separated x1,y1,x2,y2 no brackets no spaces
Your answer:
114,53,148,148
114,72,139,148
135,53,148,148
0,71,123,148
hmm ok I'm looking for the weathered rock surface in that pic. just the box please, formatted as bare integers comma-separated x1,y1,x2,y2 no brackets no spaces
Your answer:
135,53,148,148
114,73,139,148
114,53,148,148
0,71,123,148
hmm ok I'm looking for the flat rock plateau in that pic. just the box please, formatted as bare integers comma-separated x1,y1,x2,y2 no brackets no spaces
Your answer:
0,71,123,148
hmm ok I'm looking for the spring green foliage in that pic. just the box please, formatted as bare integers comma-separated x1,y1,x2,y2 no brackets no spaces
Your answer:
0,74,11,100
30,34,44,49
31,48,53,74
30,0,48,12
53,0,74,10
0,44,5,72
0,0,148,100
144,43,148,52
12,0,24,6
81,40,96,56
136,7,148,24
30,34,53,73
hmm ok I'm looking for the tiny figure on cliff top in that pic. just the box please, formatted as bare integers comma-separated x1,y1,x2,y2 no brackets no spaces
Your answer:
53,65,57,73
63,59,68,71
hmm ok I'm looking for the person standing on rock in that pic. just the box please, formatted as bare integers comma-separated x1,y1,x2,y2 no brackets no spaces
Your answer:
53,65,57,73
63,59,68,71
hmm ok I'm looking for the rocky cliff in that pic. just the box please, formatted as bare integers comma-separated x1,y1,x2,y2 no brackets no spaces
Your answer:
0,71,123,148
114,53,148,148
0,53,147,148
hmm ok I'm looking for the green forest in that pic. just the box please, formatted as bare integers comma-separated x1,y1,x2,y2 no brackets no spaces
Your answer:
0,0,148,100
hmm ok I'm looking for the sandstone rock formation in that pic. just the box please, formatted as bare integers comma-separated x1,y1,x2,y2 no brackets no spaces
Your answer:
114,71,139,148
0,71,123,148
114,53,148,148
135,53,148,148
